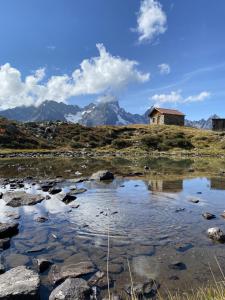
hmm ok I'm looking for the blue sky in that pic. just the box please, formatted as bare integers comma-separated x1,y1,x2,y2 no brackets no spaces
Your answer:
0,0,225,119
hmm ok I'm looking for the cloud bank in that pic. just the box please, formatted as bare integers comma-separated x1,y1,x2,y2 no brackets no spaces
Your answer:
151,90,211,106
0,44,150,110
136,0,167,43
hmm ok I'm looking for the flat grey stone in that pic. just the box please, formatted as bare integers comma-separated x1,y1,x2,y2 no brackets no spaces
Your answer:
49,278,91,300
3,191,45,207
0,266,40,299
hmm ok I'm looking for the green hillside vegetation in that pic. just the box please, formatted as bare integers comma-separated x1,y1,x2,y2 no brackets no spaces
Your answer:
1,117,225,156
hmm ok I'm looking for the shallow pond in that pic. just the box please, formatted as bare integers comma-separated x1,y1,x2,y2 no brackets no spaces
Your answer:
1,157,225,298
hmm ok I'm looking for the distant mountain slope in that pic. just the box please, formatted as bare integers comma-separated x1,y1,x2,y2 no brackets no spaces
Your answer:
0,100,220,128
0,101,81,122
0,100,146,125
65,101,146,126
185,114,220,129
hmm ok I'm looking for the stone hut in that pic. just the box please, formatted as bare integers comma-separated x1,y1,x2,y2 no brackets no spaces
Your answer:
148,107,185,126
212,118,225,131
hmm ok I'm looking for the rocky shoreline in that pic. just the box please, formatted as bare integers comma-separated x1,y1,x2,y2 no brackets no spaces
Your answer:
1,149,225,160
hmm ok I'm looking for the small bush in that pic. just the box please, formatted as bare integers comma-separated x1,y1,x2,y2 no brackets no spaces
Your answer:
111,139,132,149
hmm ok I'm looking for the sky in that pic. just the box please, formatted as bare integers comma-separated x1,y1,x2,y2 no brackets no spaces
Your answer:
0,0,225,120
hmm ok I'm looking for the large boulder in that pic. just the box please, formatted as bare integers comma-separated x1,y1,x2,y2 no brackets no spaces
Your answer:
49,278,91,300
3,191,45,207
207,227,225,242
0,222,19,238
90,170,114,181
0,265,40,299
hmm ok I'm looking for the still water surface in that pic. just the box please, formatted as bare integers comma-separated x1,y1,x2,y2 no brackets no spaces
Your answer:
0,157,225,298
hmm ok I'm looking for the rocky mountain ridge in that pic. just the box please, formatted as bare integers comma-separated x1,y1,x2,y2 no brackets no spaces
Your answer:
0,100,220,129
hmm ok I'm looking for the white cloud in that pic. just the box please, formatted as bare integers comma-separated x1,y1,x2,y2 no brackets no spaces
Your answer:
136,0,167,43
151,90,211,106
96,94,117,104
158,63,170,75
0,44,150,110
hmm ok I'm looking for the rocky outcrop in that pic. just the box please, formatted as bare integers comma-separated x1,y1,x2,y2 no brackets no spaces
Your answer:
0,266,40,299
49,278,92,300
3,191,45,207
90,170,114,181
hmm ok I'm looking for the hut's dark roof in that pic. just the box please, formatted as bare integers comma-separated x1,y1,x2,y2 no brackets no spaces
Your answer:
149,107,185,117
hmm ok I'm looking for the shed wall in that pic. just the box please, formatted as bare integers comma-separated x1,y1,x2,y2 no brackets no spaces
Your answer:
212,119,225,131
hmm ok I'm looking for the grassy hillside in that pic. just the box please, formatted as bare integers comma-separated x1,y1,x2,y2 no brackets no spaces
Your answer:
1,117,225,156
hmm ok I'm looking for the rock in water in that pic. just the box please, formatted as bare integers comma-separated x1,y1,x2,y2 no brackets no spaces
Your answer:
0,238,11,250
62,193,77,204
0,222,19,238
49,259,96,284
0,266,40,299
168,261,187,270
49,188,62,195
49,278,91,300
189,197,200,204
202,212,216,220
36,258,52,273
207,227,225,242
125,280,159,299
3,191,45,207
0,264,5,274
90,170,114,181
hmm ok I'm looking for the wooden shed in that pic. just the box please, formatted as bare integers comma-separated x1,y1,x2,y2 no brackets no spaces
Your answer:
148,107,185,126
212,118,225,131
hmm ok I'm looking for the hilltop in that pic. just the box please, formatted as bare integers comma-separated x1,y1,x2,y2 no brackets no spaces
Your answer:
0,117,225,157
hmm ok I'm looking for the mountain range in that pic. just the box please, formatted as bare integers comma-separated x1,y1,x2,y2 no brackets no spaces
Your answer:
0,100,219,129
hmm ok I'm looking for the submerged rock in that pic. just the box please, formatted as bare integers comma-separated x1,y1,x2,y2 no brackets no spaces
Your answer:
0,222,19,238
49,187,62,195
69,188,87,194
88,271,113,289
0,238,10,250
189,197,200,204
49,258,96,284
35,216,48,223
62,193,77,204
125,280,159,299
49,278,91,300
0,264,5,275
207,227,225,242
0,266,40,299
36,258,53,273
90,170,114,181
168,261,187,270
202,212,216,220
3,191,45,207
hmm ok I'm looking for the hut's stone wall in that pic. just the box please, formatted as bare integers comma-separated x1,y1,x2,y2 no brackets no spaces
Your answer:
163,114,185,126
150,111,184,126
